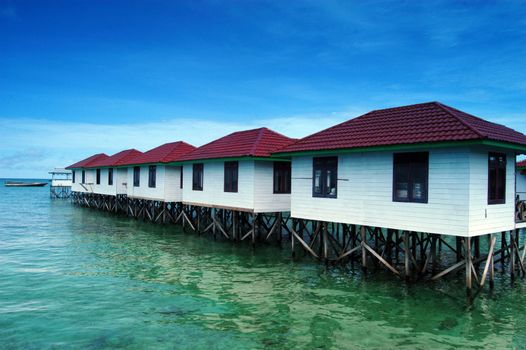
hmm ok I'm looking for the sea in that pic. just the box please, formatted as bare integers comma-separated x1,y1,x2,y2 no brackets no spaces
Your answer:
1,178,525,349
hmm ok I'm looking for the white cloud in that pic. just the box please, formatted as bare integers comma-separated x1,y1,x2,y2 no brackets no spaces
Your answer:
0,111,356,178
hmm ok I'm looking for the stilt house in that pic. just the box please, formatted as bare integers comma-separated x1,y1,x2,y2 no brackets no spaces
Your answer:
66,153,109,193
123,142,196,202
178,128,295,213
275,102,526,234
87,149,143,196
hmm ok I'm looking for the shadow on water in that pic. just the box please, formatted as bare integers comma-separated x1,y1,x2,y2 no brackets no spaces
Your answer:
1,185,526,349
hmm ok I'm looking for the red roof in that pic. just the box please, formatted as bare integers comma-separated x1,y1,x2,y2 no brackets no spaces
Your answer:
66,153,109,169
178,127,296,161
127,141,196,165
88,149,143,168
276,102,526,154
518,160,526,168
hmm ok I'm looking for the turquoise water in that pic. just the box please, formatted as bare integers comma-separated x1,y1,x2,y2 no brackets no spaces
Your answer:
1,181,526,349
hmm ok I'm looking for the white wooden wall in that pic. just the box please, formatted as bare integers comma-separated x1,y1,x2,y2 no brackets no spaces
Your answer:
182,161,255,210
125,165,183,202
254,161,291,213
116,168,128,195
182,160,291,213
71,169,95,193
290,147,517,237
92,168,115,195
164,166,183,202
468,147,515,235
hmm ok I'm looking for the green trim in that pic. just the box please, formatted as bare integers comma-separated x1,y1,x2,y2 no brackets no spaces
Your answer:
164,156,290,166
275,140,526,157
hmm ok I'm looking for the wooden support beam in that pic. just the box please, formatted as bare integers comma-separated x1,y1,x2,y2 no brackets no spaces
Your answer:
431,259,466,281
361,226,367,272
291,227,319,259
480,234,496,288
404,231,410,281
510,230,516,281
466,237,472,297
362,242,400,276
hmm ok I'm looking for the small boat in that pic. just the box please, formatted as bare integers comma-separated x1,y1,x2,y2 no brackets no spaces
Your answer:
4,181,48,187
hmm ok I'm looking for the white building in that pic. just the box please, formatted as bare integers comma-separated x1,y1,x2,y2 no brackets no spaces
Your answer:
123,142,196,202
66,153,109,193
275,102,526,234
178,128,295,213
87,149,143,196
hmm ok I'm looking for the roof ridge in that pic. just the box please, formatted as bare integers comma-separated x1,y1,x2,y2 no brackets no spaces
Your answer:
433,102,486,139
249,127,267,155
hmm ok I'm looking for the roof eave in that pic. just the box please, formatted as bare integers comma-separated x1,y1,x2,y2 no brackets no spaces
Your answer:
273,139,526,157
165,155,290,165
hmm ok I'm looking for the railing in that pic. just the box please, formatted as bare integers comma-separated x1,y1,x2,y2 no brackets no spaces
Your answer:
517,195,526,222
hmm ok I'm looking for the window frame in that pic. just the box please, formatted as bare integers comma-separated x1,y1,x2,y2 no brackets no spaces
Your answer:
392,152,429,204
148,165,157,188
224,161,239,193
273,161,291,194
133,166,140,187
108,168,113,186
180,166,183,189
192,163,204,191
312,157,338,199
487,152,506,205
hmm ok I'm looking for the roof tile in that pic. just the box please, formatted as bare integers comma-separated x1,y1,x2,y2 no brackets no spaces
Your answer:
127,141,196,165
179,127,296,161
65,153,109,169
277,102,526,154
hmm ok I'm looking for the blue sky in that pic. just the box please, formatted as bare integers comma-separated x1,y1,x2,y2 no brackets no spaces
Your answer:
1,0,526,177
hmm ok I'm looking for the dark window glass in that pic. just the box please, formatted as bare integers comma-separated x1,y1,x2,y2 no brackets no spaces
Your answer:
393,152,429,203
96,169,101,185
82,170,85,184
148,165,156,188
180,166,183,189
488,152,506,204
108,168,113,186
312,157,338,198
274,162,291,194
192,163,203,191
72,171,75,183
224,161,239,193
133,166,140,187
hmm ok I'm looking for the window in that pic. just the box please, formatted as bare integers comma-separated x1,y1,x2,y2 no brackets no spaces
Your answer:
313,157,337,198
133,166,140,187
274,162,291,194
224,161,238,192
393,152,429,203
82,170,85,184
72,171,76,184
192,163,203,191
148,165,156,188
108,168,113,186
180,167,183,189
488,152,506,204
96,169,101,185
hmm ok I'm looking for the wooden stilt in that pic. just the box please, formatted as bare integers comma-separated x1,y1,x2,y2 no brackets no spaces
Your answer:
465,237,472,298
510,230,516,281
361,226,367,272
404,231,410,281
